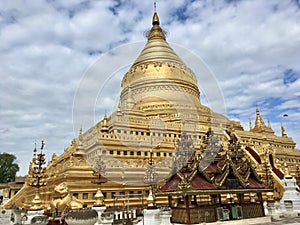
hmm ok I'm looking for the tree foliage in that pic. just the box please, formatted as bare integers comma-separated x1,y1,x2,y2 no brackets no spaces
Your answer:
0,153,19,183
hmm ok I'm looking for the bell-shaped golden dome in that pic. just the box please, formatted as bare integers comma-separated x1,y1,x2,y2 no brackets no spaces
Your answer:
120,11,200,113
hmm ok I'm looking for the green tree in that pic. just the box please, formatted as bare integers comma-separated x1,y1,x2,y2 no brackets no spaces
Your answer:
0,153,19,183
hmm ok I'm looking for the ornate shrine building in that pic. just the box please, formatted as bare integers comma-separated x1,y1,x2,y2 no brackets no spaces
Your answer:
3,9,300,218
158,130,271,223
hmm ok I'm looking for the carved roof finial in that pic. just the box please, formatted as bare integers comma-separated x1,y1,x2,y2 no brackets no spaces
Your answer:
101,111,109,132
41,139,45,150
79,127,83,142
33,143,37,162
282,114,288,137
281,124,287,137
268,120,272,129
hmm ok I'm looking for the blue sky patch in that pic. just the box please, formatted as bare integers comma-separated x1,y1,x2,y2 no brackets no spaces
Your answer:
283,69,299,85
0,10,18,25
294,0,300,8
172,5,189,22
109,0,123,15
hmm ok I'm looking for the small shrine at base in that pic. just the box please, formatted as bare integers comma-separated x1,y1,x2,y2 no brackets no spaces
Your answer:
157,129,272,224
280,167,300,214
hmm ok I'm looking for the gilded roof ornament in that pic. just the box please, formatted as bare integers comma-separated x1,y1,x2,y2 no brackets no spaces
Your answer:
75,128,85,156
78,127,83,142
281,124,287,137
100,112,109,132
268,120,272,129
255,107,266,128
252,107,275,134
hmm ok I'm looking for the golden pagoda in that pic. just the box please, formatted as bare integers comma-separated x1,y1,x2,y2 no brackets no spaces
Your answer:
3,8,300,213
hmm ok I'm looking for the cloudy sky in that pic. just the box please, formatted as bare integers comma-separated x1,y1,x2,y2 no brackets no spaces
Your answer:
1,0,300,175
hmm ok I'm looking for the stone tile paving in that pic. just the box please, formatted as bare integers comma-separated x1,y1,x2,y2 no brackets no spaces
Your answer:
259,217,300,225
1,215,300,225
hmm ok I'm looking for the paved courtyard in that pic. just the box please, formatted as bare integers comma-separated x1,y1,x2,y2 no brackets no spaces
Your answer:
1,214,300,224
263,217,300,225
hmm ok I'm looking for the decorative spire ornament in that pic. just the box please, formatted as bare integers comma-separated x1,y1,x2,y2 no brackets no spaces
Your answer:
29,140,47,210
281,124,287,137
152,2,159,25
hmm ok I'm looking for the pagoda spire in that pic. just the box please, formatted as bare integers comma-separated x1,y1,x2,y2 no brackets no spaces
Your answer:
254,107,266,128
267,120,272,129
100,111,109,132
251,107,275,134
74,128,86,156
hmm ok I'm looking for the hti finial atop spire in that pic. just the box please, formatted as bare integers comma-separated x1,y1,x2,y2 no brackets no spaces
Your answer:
152,2,160,25
256,107,260,115
41,139,45,150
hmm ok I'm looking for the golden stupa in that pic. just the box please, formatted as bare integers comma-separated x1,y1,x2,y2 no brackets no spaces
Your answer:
3,9,300,212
